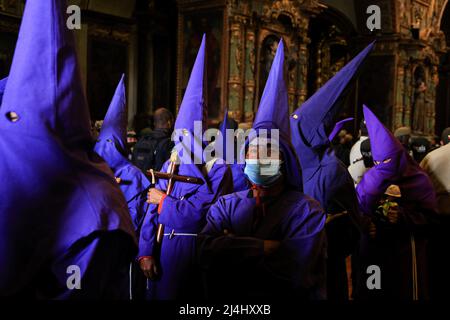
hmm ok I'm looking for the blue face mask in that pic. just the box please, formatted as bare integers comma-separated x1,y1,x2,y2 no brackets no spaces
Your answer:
244,159,282,186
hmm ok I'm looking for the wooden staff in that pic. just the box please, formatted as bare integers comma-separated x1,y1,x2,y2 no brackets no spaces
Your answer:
155,161,177,245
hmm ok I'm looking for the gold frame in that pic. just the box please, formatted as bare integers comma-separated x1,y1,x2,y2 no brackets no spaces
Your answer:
176,0,228,123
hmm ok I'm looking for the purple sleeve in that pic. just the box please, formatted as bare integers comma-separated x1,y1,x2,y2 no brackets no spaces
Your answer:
137,162,169,258
157,163,232,232
264,198,327,293
197,198,265,269
137,204,158,257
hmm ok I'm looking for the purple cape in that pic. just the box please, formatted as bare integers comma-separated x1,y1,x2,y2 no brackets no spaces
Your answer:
94,75,150,230
0,0,135,296
356,105,437,215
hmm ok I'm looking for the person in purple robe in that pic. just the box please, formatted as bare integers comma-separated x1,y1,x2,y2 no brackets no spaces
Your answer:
0,0,136,299
197,39,327,300
354,105,437,300
137,35,233,300
219,107,249,192
94,75,151,300
290,43,374,300
94,74,150,232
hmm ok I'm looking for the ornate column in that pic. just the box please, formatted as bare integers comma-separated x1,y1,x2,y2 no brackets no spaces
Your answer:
286,40,298,113
426,66,438,136
227,18,244,122
403,65,413,128
394,50,406,129
296,39,309,107
243,26,256,122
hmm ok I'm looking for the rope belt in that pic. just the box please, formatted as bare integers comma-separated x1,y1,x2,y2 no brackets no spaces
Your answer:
163,229,197,239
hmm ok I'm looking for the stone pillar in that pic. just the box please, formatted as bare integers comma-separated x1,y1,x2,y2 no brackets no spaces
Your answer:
287,40,297,114
403,60,412,127
227,20,244,122
243,27,255,123
394,53,406,129
296,40,309,107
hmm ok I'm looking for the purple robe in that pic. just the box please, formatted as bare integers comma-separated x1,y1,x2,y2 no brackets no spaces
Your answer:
137,35,233,300
197,39,326,299
198,189,326,299
139,160,232,299
356,106,436,216
0,0,136,298
290,44,374,299
354,105,436,300
230,164,249,192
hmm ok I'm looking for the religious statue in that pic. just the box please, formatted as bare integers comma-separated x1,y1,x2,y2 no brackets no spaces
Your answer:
412,78,428,134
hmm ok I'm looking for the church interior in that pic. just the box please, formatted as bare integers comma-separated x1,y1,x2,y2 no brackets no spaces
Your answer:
1,0,450,137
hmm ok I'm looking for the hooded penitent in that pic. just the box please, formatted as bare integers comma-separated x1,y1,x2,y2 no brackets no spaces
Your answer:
290,43,374,300
356,105,436,215
197,39,327,300
138,34,232,300
290,42,374,212
94,74,150,230
249,39,303,191
0,0,135,296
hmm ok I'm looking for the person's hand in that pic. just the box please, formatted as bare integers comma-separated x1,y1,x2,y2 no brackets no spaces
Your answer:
139,256,158,280
386,203,400,224
147,188,165,204
369,222,377,239
264,240,280,256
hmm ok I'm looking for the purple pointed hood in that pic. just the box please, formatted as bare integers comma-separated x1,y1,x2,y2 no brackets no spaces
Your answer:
97,74,128,154
94,75,150,230
172,34,207,182
290,42,374,181
0,77,6,104
248,39,302,190
0,0,135,295
356,105,436,215
174,34,205,162
329,117,354,142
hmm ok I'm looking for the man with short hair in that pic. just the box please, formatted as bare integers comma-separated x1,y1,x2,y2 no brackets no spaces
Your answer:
133,107,174,172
